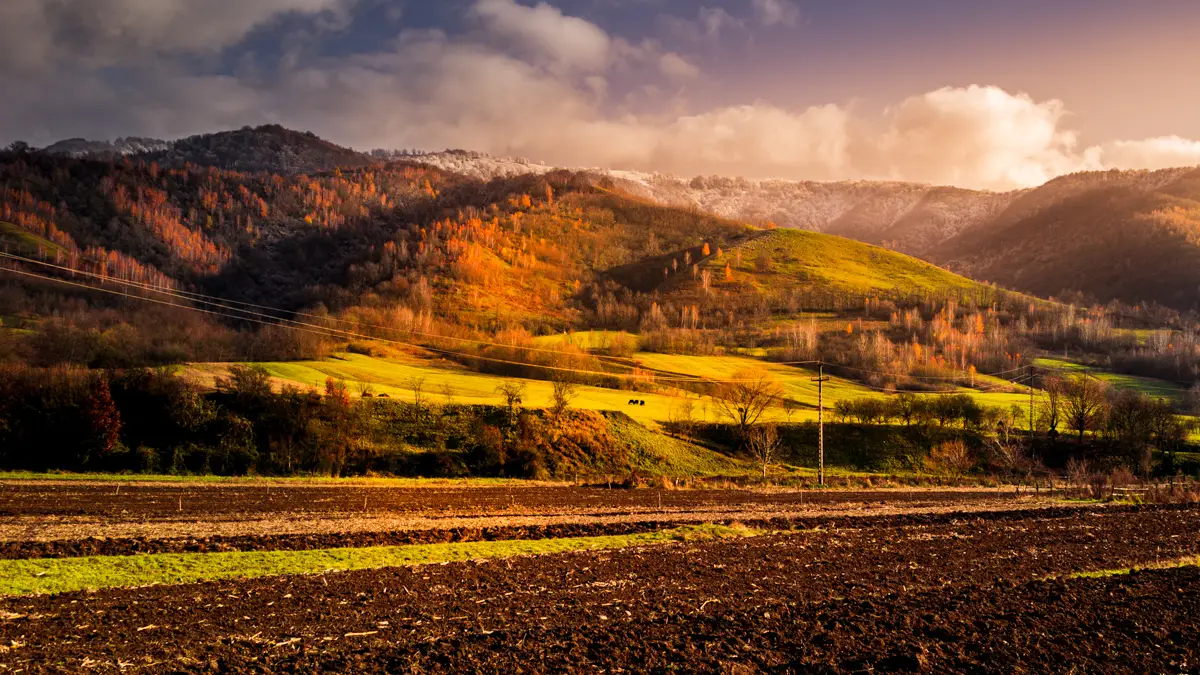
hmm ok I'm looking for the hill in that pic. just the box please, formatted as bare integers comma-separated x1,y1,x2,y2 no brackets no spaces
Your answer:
608,227,1001,331
931,168,1200,309
39,125,375,175
361,150,1200,310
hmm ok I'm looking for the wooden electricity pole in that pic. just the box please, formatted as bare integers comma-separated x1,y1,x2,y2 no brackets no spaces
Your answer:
1028,365,1036,435
812,363,830,486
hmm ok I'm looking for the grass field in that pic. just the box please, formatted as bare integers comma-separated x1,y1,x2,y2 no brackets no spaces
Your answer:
1034,357,1189,402
0,472,552,486
185,349,1041,427
0,524,758,596
725,229,984,298
186,354,713,425
0,221,67,257
530,330,638,350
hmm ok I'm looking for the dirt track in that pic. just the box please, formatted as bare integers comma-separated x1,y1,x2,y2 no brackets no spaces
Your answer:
2,505,1197,673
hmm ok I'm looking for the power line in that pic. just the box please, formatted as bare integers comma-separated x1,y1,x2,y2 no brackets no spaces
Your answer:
0,255,1078,395
0,248,638,362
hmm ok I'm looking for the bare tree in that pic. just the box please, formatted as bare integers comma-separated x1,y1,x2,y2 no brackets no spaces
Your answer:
551,379,578,419
782,398,799,424
1038,375,1066,436
713,368,784,437
668,397,695,432
495,381,526,422
406,377,427,419
1065,457,1092,491
1062,374,1108,443
356,381,375,398
989,435,1028,480
747,424,782,480
440,382,456,405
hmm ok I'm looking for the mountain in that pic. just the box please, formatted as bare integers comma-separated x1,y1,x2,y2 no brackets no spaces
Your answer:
931,168,1200,308
43,136,170,157
40,125,375,176
23,126,1200,310
388,153,1200,311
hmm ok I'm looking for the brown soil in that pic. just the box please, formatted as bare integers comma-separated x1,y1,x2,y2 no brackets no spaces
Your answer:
1,506,1197,673
0,502,1183,560
0,483,1018,519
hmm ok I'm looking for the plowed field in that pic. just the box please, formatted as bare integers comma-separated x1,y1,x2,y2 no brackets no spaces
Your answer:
0,479,1194,673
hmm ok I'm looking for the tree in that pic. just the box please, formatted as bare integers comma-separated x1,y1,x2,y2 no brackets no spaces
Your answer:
928,439,973,478
891,393,917,427
1038,375,1066,436
551,379,577,419
496,381,526,422
714,369,783,437
83,376,123,465
440,382,456,405
747,424,781,479
406,376,427,419
1062,374,1108,443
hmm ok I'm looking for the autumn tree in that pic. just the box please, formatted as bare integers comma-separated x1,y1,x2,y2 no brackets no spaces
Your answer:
714,368,783,438
83,376,123,465
928,439,974,478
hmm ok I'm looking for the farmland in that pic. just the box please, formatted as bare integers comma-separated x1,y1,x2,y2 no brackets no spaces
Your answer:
0,478,1198,672
183,349,1035,428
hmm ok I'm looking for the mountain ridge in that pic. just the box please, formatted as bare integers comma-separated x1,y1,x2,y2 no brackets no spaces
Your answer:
21,126,1200,310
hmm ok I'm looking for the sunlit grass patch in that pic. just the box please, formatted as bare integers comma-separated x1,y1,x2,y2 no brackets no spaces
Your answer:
0,472,551,486
1062,555,1200,580
0,524,760,597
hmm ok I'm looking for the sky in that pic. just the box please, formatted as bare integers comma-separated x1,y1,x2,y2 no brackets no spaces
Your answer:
2,0,1200,190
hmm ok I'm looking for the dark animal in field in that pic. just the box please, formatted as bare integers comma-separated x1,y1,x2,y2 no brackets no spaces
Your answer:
362,393,374,398
640,400,646,406
628,399,638,405
378,393,391,398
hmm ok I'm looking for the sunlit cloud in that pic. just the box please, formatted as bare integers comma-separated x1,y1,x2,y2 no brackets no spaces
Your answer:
1,0,1198,190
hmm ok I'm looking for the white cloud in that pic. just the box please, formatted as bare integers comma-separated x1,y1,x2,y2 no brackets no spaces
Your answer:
869,85,1090,189
752,0,801,27
469,0,612,72
1089,136,1200,172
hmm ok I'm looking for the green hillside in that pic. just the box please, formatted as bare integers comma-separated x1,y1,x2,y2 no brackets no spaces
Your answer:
651,228,996,309
0,221,66,256
725,228,983,296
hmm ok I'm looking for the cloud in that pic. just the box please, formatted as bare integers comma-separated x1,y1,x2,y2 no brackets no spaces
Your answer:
469,0,612,72
2,0,1199,190
752,0,801,27
1089,136,1200,172
0,0,353,72
662,7,744,41
657,52,701,80
868,85,1089,189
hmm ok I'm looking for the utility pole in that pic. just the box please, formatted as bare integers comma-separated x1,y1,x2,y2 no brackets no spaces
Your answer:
1028,364,1036,435
812,363,830,486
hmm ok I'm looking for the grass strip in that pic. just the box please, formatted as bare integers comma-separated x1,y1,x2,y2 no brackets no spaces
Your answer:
0,524,757,597
0,472,550,486
1065,555,1200,579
